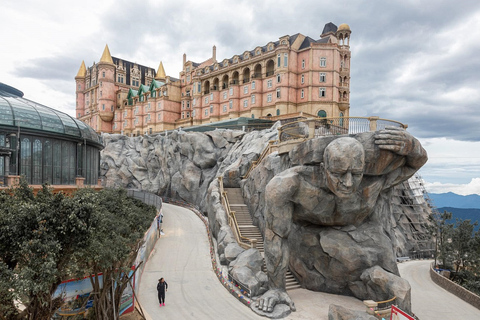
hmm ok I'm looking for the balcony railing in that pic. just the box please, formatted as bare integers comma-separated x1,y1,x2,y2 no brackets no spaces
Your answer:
266,71,274,77
278,116,406,142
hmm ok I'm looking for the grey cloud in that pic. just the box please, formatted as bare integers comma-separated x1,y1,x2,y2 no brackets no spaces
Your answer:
13,56,81,81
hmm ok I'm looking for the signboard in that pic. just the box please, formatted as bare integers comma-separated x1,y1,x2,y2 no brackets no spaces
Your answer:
390,305,415,320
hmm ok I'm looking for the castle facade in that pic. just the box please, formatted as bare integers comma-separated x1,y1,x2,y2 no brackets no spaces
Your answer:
75,22,351,135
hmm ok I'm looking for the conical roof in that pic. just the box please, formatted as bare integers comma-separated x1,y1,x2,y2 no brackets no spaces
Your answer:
99,44,114,64
155,61,166,80
75,61,86,78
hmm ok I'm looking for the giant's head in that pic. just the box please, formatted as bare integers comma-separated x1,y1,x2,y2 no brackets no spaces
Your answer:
323,137,365,198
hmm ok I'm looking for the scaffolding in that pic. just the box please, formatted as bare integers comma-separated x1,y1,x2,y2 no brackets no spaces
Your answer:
394,173,436,258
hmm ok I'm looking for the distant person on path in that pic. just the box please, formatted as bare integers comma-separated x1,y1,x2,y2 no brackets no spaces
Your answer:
157,278,168,306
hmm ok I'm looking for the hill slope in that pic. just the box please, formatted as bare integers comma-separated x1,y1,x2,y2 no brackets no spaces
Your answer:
429,192,480,209
437,207,480,231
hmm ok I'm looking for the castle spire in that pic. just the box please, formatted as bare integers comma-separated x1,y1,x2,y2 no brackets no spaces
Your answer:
155,61,166,80
99,44,114,64
75,61,86,78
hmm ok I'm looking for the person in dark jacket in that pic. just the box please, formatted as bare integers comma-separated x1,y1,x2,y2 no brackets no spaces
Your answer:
157,278,168,306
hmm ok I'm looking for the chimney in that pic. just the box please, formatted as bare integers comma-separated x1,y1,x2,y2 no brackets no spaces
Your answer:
213,45,216,61
183,53,186,66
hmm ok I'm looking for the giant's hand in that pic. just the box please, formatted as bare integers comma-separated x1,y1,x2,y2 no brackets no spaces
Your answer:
374,126,414,156
255,289,296,313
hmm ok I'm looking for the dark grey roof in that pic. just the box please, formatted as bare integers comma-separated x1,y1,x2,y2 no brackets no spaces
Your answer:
321,22,338,35
0,83,101,145
299,36,316,50
111,56,156,87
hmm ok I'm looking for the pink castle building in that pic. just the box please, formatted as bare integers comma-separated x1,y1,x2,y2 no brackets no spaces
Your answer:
75,22,351,135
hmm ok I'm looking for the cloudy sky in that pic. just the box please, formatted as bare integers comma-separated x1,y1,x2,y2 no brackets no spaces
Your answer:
1,0,480,195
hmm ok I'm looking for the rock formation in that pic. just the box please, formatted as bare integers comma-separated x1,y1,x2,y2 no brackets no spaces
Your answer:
100,124,432,318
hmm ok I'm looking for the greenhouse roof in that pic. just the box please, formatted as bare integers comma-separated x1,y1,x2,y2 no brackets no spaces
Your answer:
0,83,101,145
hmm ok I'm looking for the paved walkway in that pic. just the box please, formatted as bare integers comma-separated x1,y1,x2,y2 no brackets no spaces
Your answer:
137,203,365,319
398,259,480,320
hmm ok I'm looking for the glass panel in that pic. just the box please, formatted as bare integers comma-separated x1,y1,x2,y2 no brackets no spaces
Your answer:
0,98,14,125
69,142,76,184
53,141,61,184
86,146,92,185
0,134,5,147
44,140,52,183
32,139,42,184
6,98,42,129
62,141,69,184
57,113,81,137
20,137,32,183
74,118,100,143
30,103,64,133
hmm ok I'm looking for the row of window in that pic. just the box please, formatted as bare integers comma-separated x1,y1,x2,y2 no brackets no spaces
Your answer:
120,86,331,122
301,57,327,69
17,136,99,185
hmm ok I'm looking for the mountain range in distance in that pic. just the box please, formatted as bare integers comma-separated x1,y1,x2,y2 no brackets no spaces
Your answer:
428,192,480,231
428,192,480,209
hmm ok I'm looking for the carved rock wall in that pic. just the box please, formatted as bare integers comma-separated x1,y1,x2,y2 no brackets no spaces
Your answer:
100,126,431,302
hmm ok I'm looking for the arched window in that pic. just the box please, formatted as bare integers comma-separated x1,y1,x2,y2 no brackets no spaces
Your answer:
43,140,52,184
20,137,31,183
276,109,280,116
53,141,61,184
339,112,344,127
266,60,274,76
317,110,327,118
251,114,255,119
32,139,42,184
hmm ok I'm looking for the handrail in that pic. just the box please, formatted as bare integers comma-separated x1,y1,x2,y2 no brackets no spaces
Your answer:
242,140,277,179
278,116,407,142
364,296,397,317
217,177,257,249
376,296,397,307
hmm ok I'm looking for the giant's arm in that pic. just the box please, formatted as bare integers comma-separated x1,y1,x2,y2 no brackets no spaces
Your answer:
255,174,296,313
373,126,427,187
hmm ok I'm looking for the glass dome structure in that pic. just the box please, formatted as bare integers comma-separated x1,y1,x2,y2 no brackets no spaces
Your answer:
0,83,103,186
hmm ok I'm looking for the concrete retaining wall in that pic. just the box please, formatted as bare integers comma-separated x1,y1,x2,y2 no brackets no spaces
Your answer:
429,263,480,310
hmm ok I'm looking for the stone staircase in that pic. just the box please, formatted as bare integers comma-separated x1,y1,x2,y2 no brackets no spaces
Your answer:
224,188,301,291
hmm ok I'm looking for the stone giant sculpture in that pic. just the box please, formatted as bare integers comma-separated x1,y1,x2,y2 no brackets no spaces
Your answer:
254,127,428,315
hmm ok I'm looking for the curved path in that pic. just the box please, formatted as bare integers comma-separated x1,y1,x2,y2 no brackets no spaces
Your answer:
398,260,480,320
138,203,365,319
137,203,262,319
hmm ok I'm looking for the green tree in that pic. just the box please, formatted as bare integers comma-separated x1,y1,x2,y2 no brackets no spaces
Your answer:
0,180,94,320
0,181,156,320
72,188,156,320
451,219,477,273
429,210,454,268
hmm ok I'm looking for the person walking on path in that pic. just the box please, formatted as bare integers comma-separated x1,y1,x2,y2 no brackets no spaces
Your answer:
157,278,168,306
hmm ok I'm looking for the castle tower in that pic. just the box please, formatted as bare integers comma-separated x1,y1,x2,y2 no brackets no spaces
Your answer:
97,45,115,131
336,24,351,114
75,61,86,119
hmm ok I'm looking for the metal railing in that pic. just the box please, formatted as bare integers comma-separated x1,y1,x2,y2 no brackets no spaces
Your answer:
376,296,397,311
217,176,257,249
242,140,277,179
278,116,406,142
126,189,162,211
365,296,397,318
